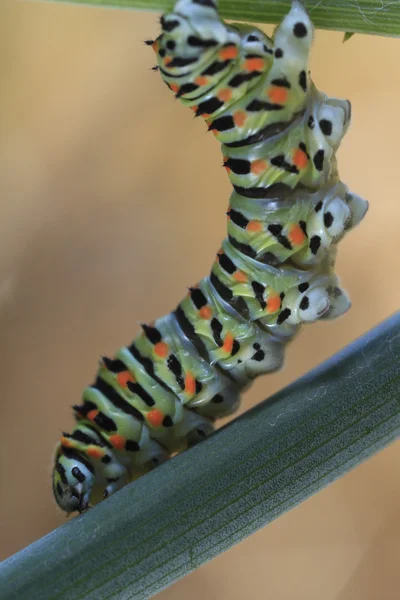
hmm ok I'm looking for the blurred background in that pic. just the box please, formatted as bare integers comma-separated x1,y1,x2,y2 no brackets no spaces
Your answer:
0,0,399,597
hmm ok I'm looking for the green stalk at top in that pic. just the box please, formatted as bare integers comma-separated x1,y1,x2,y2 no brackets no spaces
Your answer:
50,0,400,37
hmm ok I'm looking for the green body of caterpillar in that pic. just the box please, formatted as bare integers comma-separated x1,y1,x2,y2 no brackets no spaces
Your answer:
52,0,368,513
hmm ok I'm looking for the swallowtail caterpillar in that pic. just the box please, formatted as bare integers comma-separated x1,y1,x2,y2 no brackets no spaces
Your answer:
52,0,367,513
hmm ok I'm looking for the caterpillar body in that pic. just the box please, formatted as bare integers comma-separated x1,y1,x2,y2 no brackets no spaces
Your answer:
52,0,368,513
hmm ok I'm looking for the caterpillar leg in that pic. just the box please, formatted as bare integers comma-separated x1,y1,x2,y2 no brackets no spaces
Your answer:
195,385,241,419
322,285,351,320
186,418,215,448
149,405,215,451
101,465,130,501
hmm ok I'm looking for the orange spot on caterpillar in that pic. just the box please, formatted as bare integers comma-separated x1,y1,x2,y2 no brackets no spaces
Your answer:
244,57,264,72
233,270,248,283
267,295,281,313
195,76,209,86
109,435,126,450
87,446,105,459
117,371,135,388
293,148,308,169
199,306,212,319
164,57,172,66
288,224,306,246
218,88,232,102
185,372,196,395
147,409,164,428
60,436,72,448
251,159,268,174
267,86,288,104
233,110,246,127
247,220,262,233
152,40,159,52
169,83,179,94
219,46,238,60
190,105,198,112
154,341,169,358
222,332,234,354
87,409,99,421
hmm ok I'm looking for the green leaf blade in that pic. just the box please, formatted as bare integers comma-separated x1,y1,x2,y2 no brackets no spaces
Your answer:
0,313,399,600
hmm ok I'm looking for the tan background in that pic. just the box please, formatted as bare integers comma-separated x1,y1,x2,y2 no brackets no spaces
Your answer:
0,1,399,598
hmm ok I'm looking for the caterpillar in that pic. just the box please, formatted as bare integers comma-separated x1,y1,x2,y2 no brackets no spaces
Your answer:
52,0,368,513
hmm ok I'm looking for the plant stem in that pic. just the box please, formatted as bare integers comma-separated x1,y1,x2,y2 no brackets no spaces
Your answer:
1,312,399,599
51,0,400,37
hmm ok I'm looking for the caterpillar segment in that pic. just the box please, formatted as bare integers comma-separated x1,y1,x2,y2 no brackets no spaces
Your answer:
52,0,368,513
221,89,351,197
227,182,367,267
177,278,286,385
157,0,313,146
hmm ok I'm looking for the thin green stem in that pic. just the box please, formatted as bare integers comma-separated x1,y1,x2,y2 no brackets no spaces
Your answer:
50,0,400,37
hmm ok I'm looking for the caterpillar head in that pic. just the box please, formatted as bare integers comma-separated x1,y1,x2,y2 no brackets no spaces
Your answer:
53,446,94,513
